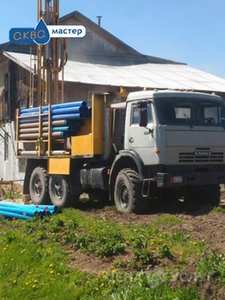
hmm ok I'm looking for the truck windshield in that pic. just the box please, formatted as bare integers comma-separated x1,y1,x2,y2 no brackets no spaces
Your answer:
155,97,225,126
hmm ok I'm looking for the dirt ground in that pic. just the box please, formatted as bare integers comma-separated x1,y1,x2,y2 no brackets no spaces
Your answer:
3,191,225,298
4,190,225,267
78,192,225,252
62,192,225,278
6,191,225,256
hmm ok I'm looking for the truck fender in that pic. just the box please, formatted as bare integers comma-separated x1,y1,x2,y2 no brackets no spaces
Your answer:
109,150,144,201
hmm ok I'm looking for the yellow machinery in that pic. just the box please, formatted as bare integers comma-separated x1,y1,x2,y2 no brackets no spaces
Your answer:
16,0,104,162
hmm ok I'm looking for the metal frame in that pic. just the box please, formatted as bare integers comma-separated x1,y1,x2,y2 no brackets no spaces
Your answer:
16,0,68,158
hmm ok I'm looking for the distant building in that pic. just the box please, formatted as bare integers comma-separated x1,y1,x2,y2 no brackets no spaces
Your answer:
1,11,225,180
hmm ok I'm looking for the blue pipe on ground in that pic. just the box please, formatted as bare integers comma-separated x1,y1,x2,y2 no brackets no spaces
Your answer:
0,205,50,216
0,202,60,221
0,210,31,220
0,202,57,213
29,204,58,213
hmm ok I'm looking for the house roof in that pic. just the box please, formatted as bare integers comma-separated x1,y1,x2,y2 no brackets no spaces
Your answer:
60,11,182,65
4,51,225,93
0,42,30,54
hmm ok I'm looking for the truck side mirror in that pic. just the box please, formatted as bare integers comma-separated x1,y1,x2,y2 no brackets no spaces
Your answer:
139,102,148,127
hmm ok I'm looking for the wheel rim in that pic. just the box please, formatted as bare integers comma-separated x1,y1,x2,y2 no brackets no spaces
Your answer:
118,183,129,209
34,176,43,198
53,179,64,200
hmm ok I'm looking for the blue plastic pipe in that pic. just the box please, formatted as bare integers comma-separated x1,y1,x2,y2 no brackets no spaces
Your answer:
21,107,44,114
19,113,85,124
29,204,58,213
0,210,30,220
52,126,70,132
0,202,57,212
52,113,83,120
50,101,87,109
20,101,87,115
0,206,43,217
52,106,83,115
20,111,41,117
0,201,33,208
0,202,59,220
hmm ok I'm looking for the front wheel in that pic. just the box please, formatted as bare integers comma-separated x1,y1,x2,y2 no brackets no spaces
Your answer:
49,175,71,208
183,185,221,211
114,168,146,214
201,185,220,206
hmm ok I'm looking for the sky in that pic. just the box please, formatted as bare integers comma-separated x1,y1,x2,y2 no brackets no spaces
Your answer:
0,0,225,78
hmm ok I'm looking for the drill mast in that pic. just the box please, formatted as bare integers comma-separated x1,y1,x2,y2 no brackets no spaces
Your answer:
33,0,66,107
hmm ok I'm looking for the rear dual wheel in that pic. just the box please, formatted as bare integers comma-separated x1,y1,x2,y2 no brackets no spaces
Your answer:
48,175,71,208
29,167,49,205
29,168,76,208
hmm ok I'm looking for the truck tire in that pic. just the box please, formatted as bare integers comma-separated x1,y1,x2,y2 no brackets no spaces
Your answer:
114,168,146,213
29,167,49,205
202,185,220,206
184,185,221,211
49,175,71,208
183,187,199,211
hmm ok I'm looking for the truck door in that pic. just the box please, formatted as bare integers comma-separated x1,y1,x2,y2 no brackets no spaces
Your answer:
125,101,157,165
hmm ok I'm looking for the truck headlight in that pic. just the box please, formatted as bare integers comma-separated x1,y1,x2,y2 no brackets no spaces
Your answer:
172,176,183,184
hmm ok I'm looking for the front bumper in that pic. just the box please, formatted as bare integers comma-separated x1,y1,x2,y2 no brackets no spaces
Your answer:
156,171,225,188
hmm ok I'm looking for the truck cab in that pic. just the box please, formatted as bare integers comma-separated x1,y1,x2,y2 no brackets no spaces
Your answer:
111,90,225,212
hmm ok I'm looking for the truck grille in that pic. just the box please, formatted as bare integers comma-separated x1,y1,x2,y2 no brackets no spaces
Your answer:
179,151,223,163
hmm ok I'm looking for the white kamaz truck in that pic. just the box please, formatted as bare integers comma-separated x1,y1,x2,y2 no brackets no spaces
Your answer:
18,90,225,213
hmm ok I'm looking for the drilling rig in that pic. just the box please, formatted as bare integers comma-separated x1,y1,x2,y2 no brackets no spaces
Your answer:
17,0,108,208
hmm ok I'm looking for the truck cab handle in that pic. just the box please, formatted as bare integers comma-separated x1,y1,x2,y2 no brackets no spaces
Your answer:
129,137,134,143
144,128,154,135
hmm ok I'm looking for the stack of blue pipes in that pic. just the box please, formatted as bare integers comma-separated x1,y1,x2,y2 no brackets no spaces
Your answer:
19,101,91,139
0,201,58,220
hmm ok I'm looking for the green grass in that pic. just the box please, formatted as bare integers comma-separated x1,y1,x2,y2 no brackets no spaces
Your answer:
25,209,126,257
0,230,199,300
197,251,225,284
152,214,182,226
0,208,219,299
213,206,225,213
123,223,205,269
